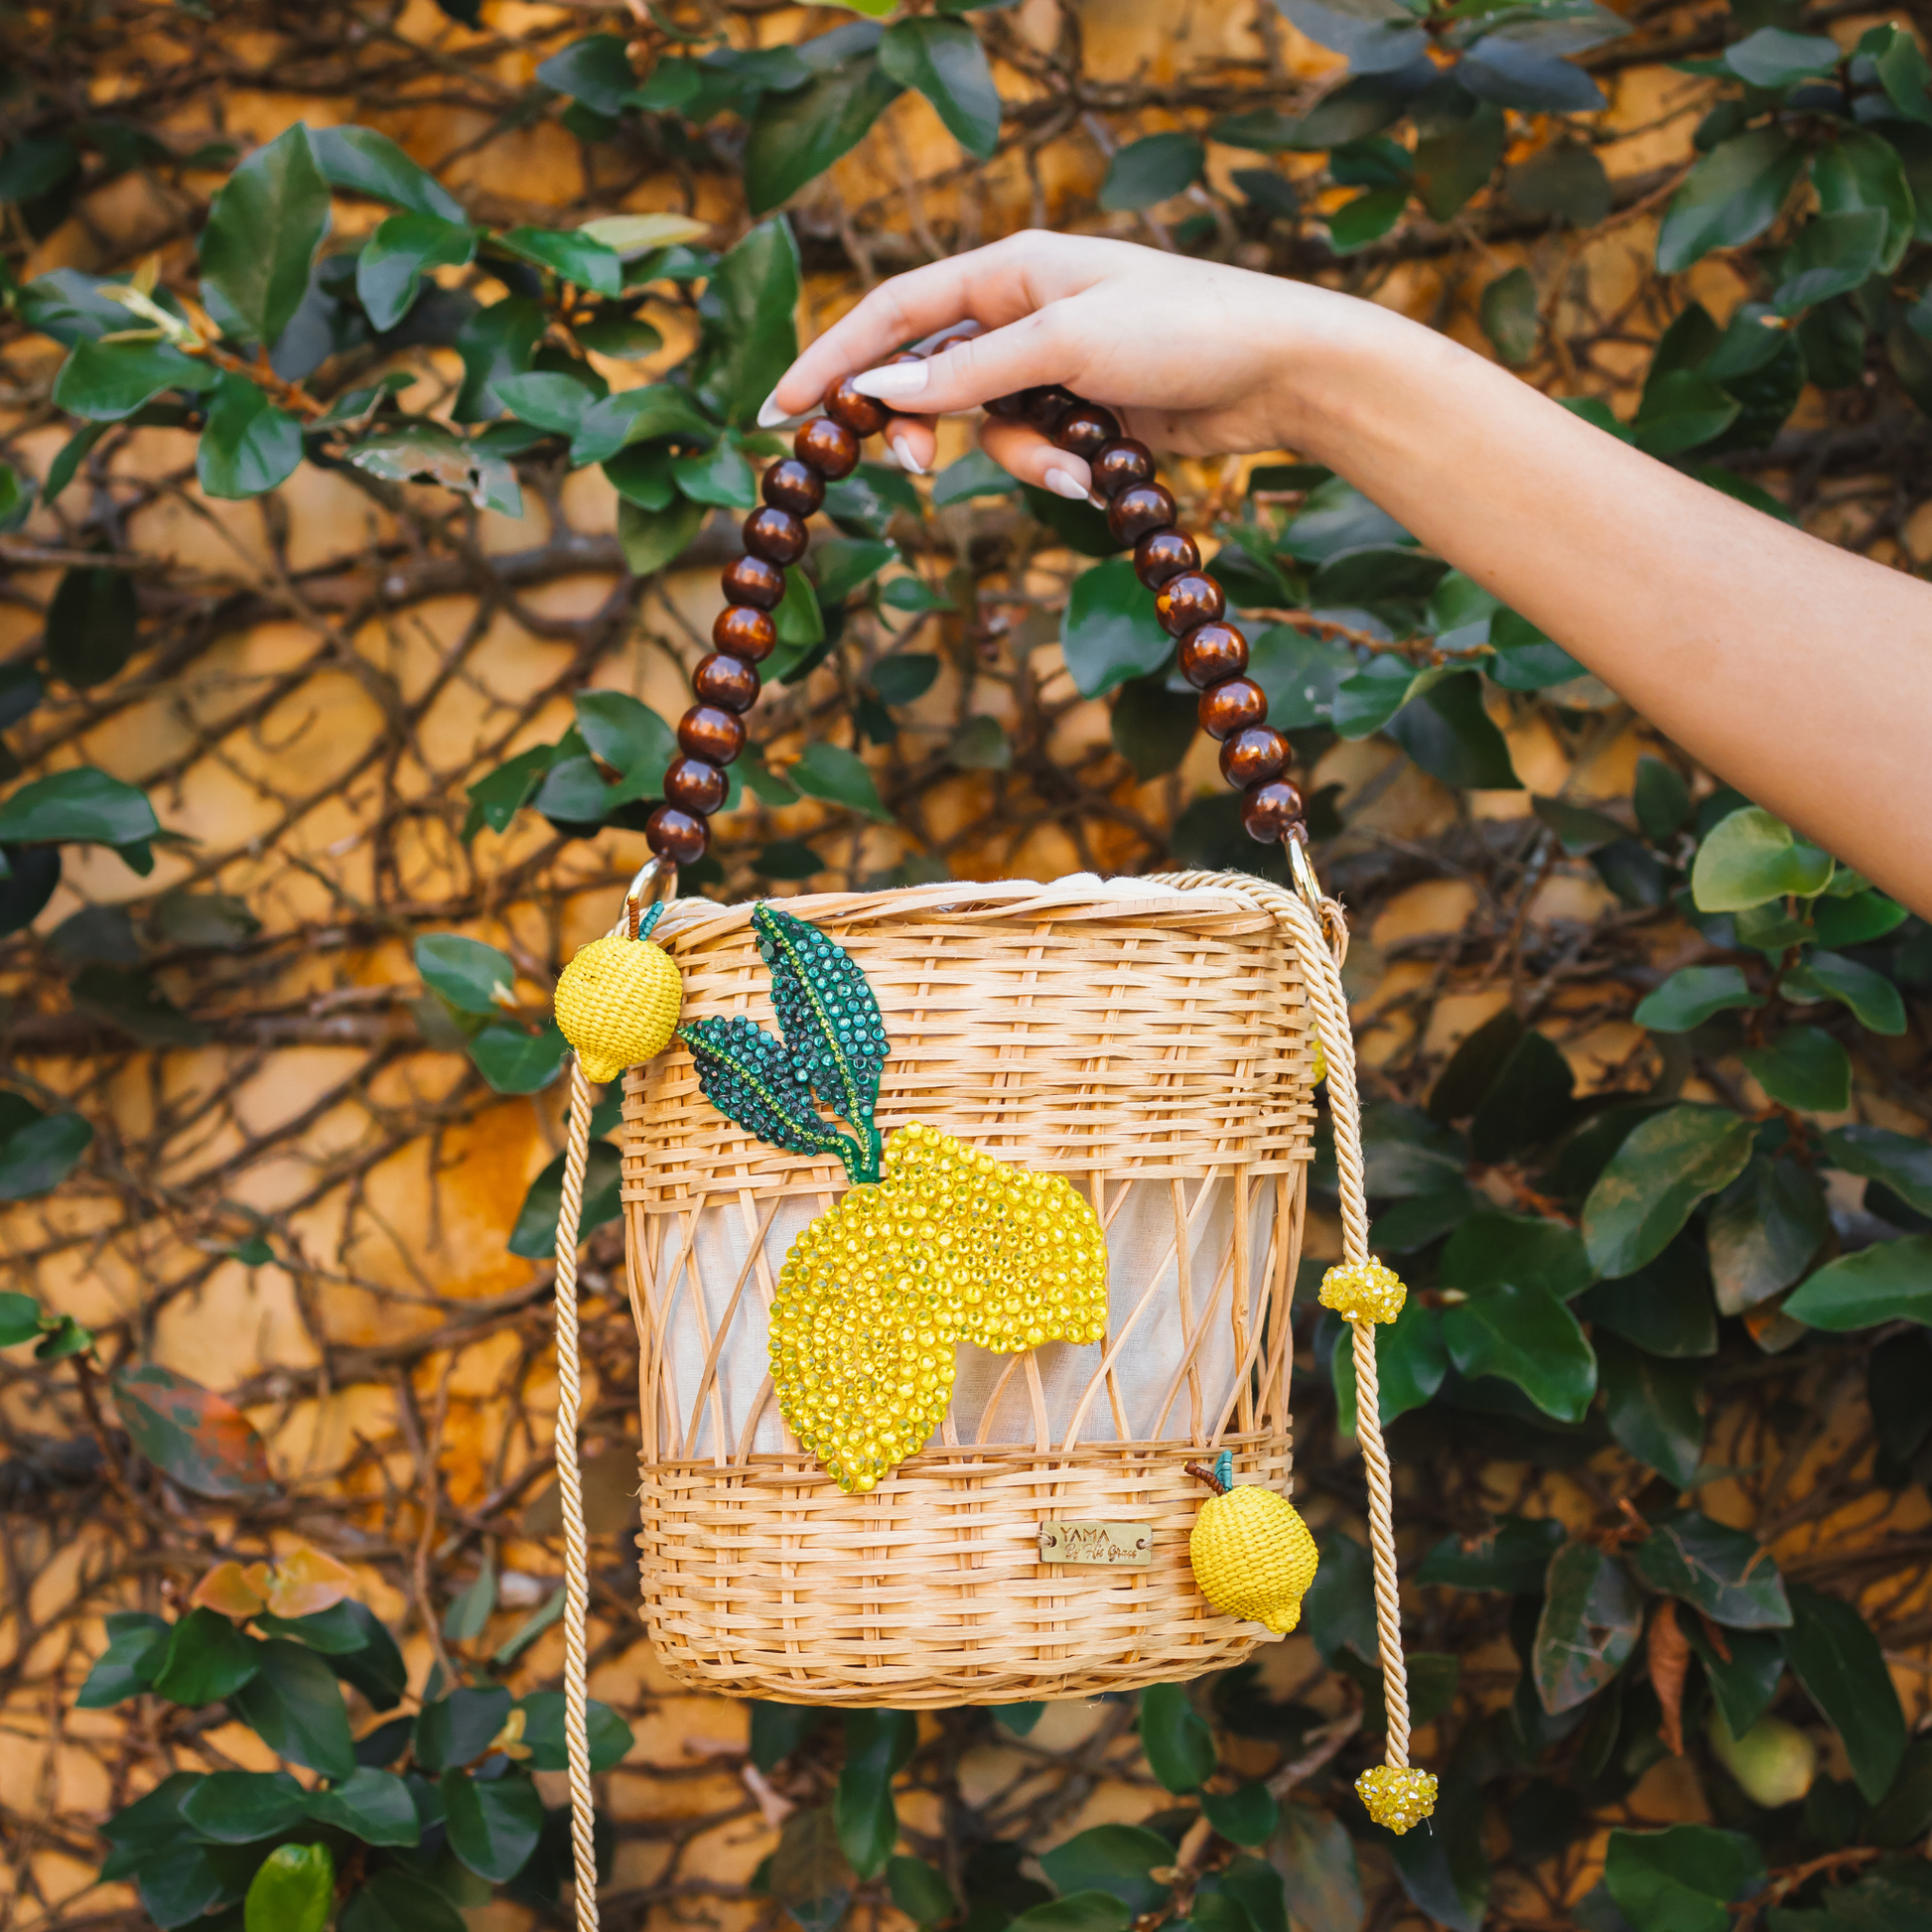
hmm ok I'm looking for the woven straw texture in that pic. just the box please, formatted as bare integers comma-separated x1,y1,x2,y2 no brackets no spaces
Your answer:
619,874,1318,1706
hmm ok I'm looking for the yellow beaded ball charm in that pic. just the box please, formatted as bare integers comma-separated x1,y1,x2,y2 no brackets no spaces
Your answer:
1355,1763,1439,1834
681,904,1113,1495
1185,1449,1319,1634
555,903,682,1083
1318,1256,1407,1325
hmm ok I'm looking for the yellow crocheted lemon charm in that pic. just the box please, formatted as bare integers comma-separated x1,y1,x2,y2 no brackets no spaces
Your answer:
1356,1763,1439,1834
1319,1257,1407,1325
555,905,682,1083
1186,1450,1319,1634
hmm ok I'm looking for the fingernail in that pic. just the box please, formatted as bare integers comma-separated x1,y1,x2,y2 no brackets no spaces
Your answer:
849,361,930,401
890,435,926,477
1043,466,1089,501
756,388,791,429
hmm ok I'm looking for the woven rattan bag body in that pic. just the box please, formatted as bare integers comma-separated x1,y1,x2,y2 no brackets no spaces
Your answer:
621,871,1317,1706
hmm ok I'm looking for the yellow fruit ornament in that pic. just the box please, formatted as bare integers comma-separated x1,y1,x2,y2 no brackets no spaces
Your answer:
681,905,1111,1494
1185,1449,1318,1634
555,902,683,1083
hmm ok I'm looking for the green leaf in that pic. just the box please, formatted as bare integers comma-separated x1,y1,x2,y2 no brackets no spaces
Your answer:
76,1611,170,1708
443,1563,495,1642
345,422,520,514
1813,131,1915,275
1010,1896,1131,1932
245,1842,333,1932
197,371,304,499
1692,806,1834,910
1603,1826,1764,1932
1740,1026,1851,1113
837,1708,916,1877
469,1021,568,1094
309,125,467,221
183,1769,307,1843
769,1806,855,1932
200,124,332,348
752,1704,825,1772
0,1289,42,1345
1326,184,1408,253
879,18,1000,157
790,741,892,820
672,439,758,508
618,494,706,576
1656,128,1803,275
1781,1583,1907,1802
537,34,636,114
1707,1156,1829,1315
681,1015,866,1175
304,1765,419,1846
494,225,622,296
1632,1509,1790,1628
1874,23,1932,125
1773,207,1886,317
1274,1801,1364,1932
1101,132,1204,210
414,1684,510,1773
492,370,595,438
51,337,208,421
703,218,802,428
415,933,514,1014
1440,1208,1591,1300
1061,558,1173,698
745,42,903,217
443,1766,542,1881
1533,1542,1643,1714
1201,1782,1280,1847
1505,139,1610,224
1812,889,1908,947
1781,949,1906,1036
1785,1236,1932,1330
1822,1125,1932,1218
1724,25,1840,87
44,567,136,695
1416,1514,1565,1594
355,211,475,332
1139,1681,1216,1792
1597,1334,1704,1486
1332,657,1449,740
886,1856,956,1926
872,652,939,705
1109,676,1195,781
1038,1825,1174,1914
509,1139,621,1259
454,296,545,422
228,1638,357,1778
932,448,1017,505
1303,1525,1377,1664
1635,756,1692,843
578,689,677,801
1633,964,1761,1033
151,1607,263,1706
341,1867,468,1932
515,1692,632,1774
1311,544,1447,606
603,445,676,511
1582,1104,1755,1278
1686,1620,1785,1738
949,715,1009,769
1442,1280,1594,1421
111,1362,276,1499
1332,1296,1446,1432
1480,266,1539,365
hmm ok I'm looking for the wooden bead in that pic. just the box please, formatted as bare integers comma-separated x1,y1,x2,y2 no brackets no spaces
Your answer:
744,505,807,567
1135,527,1200,590
762,458,825,517
1219,725,1290,789
1091,438,1154,498
823,376,889,438
1241,777,1305,843
694,651,760,712
1021,385,1079,431
713,604,776,661
1107,482,1174,549
795,415,860,480
1053,405,1120,460
1156,571,1225,636
664,755,728,816
1179,621,1249,689
985,392,1030,419
1198,675,1267,741
721,555,784,610
678,703,746,765
645,803,708,865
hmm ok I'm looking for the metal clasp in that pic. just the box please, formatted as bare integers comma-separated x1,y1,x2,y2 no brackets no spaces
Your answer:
620,856,678,939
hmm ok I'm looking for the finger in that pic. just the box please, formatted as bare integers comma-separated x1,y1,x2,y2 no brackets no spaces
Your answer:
758,232,1110,424
845,307,1090,421
882,414,938,476
979,418,1094,502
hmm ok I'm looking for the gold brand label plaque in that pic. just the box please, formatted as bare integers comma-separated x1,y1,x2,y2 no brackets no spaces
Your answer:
1037,1521,1153,1566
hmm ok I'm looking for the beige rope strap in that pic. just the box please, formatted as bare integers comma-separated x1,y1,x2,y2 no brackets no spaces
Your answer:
550,858,677,1930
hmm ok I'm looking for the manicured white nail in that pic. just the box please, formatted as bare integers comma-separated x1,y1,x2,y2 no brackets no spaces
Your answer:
849,361,930,401
1043,466,1089,501
890,435,926,476
756,389,791,429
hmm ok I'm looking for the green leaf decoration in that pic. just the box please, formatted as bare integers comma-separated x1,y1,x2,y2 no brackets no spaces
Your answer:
837,1708,916,1877
754,904,888,1172
244,1842,334,1932
1781,1583,1908,1802
681,1014,870,1181
1533,1542,1642,1714
110,1362,277,1499
880,18,1002,158
1582,1104,1756,1278
1138,1681,1217,1792
199,123,332,349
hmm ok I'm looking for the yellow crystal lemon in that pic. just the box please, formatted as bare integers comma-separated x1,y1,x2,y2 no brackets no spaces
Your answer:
766,1122,1110,1493
555,934,682,1083
1188,1475,1319,1634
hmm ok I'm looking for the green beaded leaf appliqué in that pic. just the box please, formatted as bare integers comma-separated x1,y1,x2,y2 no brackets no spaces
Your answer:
678,906,889,1184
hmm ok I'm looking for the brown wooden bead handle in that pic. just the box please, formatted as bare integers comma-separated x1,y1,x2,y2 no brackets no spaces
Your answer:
644,356,1306,868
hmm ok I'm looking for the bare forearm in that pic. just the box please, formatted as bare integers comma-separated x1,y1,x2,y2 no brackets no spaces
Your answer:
1289,308,1932,911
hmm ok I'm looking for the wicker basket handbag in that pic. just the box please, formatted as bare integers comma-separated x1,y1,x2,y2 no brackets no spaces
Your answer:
540,360,1435,1929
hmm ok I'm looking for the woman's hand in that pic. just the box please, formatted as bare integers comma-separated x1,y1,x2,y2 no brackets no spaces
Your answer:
759,231,1413,499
